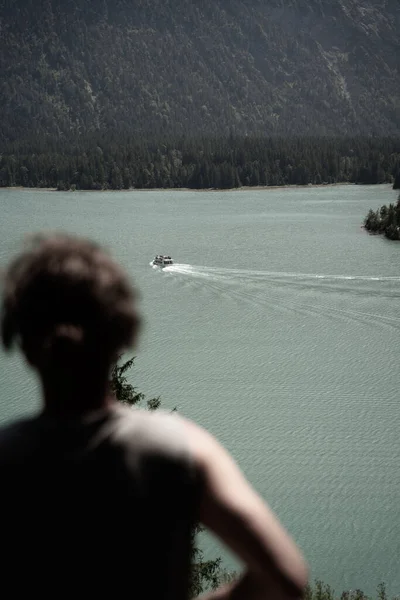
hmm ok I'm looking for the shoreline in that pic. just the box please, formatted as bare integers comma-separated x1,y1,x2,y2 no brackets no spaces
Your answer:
1,182,364,193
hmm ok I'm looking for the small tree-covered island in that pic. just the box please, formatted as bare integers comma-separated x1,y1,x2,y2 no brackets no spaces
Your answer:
364,193,400,241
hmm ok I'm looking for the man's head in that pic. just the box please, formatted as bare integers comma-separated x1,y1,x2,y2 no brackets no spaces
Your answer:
1,233,140,382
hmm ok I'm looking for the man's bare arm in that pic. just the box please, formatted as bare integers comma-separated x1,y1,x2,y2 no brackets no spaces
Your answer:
182,418,308,600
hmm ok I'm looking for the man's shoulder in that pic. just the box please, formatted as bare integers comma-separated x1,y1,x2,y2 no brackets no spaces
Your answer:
0,416,38,463
111,404,191,461
0,417,34,443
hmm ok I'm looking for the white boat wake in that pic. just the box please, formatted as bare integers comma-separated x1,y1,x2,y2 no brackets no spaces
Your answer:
155,263,400,330
163,263,400,284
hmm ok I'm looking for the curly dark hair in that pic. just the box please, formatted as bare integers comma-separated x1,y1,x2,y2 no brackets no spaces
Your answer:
1,233,140,370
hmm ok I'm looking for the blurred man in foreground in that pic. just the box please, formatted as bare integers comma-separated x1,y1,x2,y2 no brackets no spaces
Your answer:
0,233,308,599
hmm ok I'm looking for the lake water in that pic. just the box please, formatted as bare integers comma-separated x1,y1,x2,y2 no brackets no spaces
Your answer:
0,185,399,595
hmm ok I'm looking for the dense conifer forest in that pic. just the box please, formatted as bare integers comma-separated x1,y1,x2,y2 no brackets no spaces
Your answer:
1,136,399,190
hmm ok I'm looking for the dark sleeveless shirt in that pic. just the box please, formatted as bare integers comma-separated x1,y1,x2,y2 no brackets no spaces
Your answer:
0,404,201,599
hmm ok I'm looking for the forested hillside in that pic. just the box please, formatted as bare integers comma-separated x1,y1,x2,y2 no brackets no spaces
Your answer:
1,0,399,144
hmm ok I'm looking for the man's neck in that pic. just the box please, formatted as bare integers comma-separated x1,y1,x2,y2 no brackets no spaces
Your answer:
41,374,113,418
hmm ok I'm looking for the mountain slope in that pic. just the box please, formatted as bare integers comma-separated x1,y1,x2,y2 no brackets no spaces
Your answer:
1,0,399,143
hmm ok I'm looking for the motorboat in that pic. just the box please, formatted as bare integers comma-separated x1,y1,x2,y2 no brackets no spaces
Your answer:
152,255,174,267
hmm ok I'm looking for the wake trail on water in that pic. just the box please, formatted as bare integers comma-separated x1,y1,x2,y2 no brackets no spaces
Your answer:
164,263,400,284
159,264,400,330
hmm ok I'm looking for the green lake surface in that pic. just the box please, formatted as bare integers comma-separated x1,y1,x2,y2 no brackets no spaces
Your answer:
0,185,399,594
